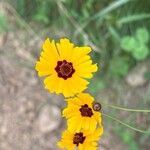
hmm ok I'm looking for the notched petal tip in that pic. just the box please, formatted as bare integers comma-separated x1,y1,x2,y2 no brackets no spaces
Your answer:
60,37,70,42
60,38,74,49
44,37,50,44
45,37,50,41
35,62,42,73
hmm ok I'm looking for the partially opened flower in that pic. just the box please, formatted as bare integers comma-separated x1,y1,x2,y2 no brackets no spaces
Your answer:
58,127,103,150
63,93,102,132
35,38,98,97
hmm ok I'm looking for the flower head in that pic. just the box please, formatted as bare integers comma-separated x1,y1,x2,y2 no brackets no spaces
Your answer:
58,127,103,150
63,93,102,132
35,38,98,97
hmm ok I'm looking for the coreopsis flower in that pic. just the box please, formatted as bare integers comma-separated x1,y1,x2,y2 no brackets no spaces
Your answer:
58,127,103,150
35,38,98,97
63,93,102,132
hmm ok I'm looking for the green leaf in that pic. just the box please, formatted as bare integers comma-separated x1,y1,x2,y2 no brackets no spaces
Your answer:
132,45,149,60
109,57,129,77
0,15,8,33
114,127,139,150
123,131,131,143
136,28,149,44
121,36,137,52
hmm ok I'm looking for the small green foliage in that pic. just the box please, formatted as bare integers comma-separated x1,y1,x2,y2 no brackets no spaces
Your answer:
136,28,149,44
109,57,129,78
132,45,149,60
115,127,139,150
0,15,8,33
120,28,149,61
33,1,49,24
121,36,137,52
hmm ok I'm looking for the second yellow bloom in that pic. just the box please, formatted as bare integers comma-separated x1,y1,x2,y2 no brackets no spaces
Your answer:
63,93,102,132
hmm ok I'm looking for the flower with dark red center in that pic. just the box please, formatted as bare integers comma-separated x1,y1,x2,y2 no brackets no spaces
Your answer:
79,104,93,117
73,132,86,146
35,38,98,97
58,127,103,150
63,93,102,132
55,60,75,80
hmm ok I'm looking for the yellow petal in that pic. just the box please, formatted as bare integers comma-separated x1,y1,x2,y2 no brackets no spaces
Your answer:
78,144,83,150
35,56,56,76
56,38,74,60
86,127,103,142
68,116,81,132
75,62,98,77
74,55,91,66
71,46,92,63
89,119,97,132
42,38,59,61
44,74,58,93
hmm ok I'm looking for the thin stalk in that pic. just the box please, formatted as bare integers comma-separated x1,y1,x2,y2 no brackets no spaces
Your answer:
101,102,150,113
103,113,150,134
118,14,150,25
75,0,130,36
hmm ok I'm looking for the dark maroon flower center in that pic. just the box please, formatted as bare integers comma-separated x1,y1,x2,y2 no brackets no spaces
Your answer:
55,60,75,80
73,132,86,146
79,104,93,117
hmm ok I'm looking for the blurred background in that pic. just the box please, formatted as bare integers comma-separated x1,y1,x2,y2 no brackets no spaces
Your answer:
0,0,150,149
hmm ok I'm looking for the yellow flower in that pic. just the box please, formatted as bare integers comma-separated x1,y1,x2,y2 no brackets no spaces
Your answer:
35,38,98,97
58,127,103,150
63,93,102,132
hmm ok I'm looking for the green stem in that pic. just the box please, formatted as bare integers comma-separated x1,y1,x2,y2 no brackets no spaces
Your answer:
101,102,150,113
103,113,150,134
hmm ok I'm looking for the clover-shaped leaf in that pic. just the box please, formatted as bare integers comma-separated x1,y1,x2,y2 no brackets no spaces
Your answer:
132,45,149,60
121,36,137,52
136,28,149,44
